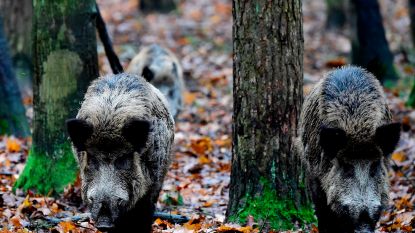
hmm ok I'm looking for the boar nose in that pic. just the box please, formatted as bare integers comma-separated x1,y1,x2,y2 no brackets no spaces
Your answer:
355,209,376,233
95,202,115,232
95,221,115,232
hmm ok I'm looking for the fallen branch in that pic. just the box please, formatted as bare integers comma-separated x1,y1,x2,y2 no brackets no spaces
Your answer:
153,212,190,224
0,171,13,176
43,211,190,225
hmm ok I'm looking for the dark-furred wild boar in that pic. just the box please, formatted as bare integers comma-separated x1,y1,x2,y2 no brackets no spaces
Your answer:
298,66,401,233
127,44,184,119
66,73,174,232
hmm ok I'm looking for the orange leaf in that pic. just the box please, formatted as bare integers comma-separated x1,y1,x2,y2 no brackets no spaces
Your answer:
216,225,255,233
202,201,214,207
215,138,232,148
59,221,76,233
6,137,21,152
392,151,406,162
198,155,211,165
10,215,22,228
325,57,347,68
51,203,60,214
183,92,197,105
190,137,213,156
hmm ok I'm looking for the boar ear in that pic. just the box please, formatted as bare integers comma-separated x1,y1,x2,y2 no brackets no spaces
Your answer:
66,119,93,150
142,66,154,82
320,126,347,158
122,119,151,151
375,123,401,155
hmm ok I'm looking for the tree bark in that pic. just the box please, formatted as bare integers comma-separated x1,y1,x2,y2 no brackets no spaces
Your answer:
139,0,176,13
350,0,398,84
0,0,32,59
0,18,30,137
14,0,99,195
227,0,313,230
409,0,415,47
0,0,33,98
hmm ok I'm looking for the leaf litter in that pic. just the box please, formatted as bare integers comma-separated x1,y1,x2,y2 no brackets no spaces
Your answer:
1,0,415,232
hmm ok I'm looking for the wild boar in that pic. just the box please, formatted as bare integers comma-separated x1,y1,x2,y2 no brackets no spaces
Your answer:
298,66,400,233
127,44,185,119
66,73,174,232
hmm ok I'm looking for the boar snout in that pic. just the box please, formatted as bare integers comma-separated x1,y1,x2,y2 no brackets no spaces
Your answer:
88,192,130,231
355,225,374,233
95,216,115,232
92,201,115,232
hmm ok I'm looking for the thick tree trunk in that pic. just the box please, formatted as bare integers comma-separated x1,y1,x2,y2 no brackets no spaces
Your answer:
14,0,99,195
0,18,30,137
227,0,313,230
326,0,347,29
407,0,415,107
0,0,33,99
410,0,415,47
350,0,398,84
139,0,176,13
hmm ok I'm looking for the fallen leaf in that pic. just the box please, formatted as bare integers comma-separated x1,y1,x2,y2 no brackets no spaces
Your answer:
6,138,21,152
59,221,76,233
392,151,406,162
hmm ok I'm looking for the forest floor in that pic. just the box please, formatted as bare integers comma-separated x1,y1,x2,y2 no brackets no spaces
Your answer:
1,0,415,232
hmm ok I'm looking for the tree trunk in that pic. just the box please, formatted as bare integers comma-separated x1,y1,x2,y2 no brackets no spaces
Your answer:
0,0,32,58
0,0,33,99
325,0,347,29
410,0,415,47
407,0,415,107
227,0,314,230
350,0,398,85
0,18,30,137
139,0,176,13
14,0,99,195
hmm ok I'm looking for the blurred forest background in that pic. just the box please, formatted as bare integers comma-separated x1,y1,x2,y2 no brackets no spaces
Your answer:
0,0,414,232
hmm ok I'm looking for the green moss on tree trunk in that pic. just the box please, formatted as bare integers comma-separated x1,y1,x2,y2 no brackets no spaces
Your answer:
14,0,98,194
14,142,77,194
228,178,315,230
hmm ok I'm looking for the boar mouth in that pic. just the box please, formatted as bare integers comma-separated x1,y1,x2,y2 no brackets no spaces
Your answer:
95,215,115,232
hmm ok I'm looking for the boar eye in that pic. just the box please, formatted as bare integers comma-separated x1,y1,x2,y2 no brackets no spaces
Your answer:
115,155,133,170
87,155,99,170
338,160,354,178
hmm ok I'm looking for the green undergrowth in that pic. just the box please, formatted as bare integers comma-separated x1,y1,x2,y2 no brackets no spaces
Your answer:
229,178,316,230
14,141,78,195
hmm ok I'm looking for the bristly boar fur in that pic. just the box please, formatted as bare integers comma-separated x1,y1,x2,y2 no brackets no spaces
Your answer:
298,66,400,233
127,44,184,119
66,73,174,233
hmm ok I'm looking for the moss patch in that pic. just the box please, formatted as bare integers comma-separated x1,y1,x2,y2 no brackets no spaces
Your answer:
14,141,78,195
229,178,316,230
0,119,10,135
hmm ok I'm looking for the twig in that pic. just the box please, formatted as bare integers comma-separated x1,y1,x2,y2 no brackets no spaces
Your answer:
42,211,189,225
95,3,124,74
153,212,190,224
44,213,91,224
0,171,13,176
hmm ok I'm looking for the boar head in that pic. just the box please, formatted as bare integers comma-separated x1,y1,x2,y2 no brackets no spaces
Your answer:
319,123,400,232
66,118,151,232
